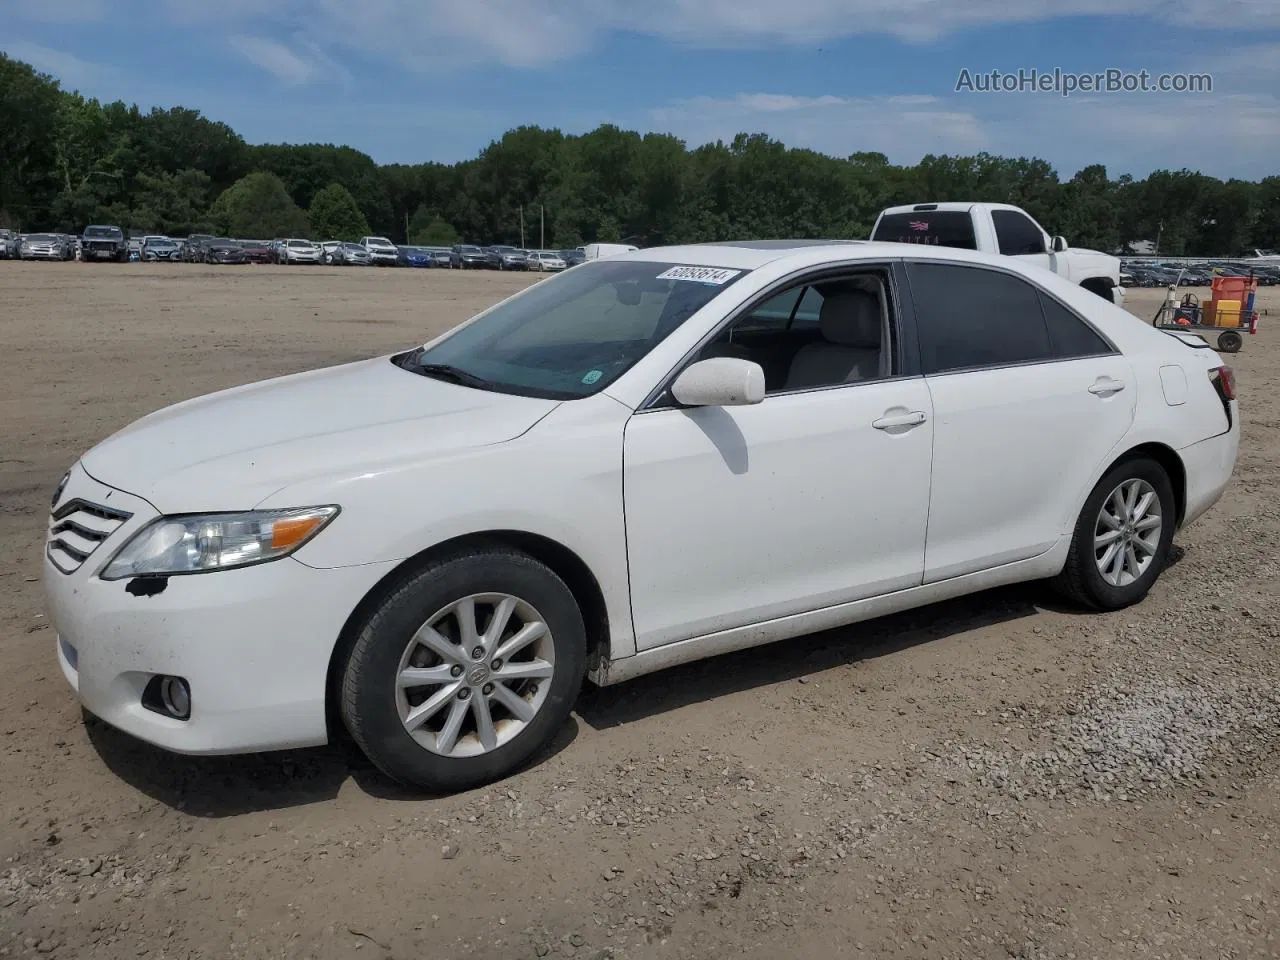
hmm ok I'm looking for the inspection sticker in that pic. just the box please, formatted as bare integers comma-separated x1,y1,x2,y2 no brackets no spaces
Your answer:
655,265,741,285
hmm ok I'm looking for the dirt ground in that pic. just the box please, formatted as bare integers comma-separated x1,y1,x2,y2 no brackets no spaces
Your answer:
2,263,1279,960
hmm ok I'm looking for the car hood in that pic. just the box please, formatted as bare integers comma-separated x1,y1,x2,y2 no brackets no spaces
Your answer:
1068,246,1120,264
80,356,561,512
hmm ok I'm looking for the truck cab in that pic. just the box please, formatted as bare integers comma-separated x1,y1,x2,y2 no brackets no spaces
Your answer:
871,202,1124,307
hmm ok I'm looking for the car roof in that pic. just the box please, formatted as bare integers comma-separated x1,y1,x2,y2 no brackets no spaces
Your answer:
612,239,1037,272
877,201,1027,216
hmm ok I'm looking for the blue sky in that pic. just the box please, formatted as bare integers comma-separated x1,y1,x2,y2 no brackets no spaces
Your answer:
2,0,1277,179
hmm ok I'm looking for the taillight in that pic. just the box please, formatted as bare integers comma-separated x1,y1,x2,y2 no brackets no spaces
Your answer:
1210,365,1236,400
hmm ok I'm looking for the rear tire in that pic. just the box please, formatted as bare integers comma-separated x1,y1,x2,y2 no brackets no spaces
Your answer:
1217,330,1243,353
340,546,586,792
1053,457,1176,611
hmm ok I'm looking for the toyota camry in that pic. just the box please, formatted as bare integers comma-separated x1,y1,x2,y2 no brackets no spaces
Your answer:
43,240,1238,792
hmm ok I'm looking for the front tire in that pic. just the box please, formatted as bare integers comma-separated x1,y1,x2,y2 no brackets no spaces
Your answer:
341,546,586,792
1053,457,1176,610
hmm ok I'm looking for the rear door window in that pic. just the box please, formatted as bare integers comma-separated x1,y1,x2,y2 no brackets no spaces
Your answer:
872,211,978,250
907,261,1054,374
1039,293,1114,358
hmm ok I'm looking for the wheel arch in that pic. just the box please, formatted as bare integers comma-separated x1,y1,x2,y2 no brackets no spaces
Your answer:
324,530,611,741
1102,442,1187,528
1080,276,1117,299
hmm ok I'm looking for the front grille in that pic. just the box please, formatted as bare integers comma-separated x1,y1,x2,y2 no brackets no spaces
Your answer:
47,498,132,575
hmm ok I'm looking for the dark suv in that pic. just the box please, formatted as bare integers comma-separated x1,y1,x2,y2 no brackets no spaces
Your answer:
451,244,489,269
81,225,128,262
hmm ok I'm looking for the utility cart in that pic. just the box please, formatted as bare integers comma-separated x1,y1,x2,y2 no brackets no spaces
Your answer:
1152,273,1260,354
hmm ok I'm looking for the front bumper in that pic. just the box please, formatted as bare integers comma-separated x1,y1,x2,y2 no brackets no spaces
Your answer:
43,463,399,755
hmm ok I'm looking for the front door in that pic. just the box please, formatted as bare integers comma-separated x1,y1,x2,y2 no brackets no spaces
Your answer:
621,267,935,651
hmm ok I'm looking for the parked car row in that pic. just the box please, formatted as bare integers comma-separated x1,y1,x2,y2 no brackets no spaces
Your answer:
1,229,639,271
1120,259,1280,288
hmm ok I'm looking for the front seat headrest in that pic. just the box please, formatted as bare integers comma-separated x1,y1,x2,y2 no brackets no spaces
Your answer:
818,290,882,349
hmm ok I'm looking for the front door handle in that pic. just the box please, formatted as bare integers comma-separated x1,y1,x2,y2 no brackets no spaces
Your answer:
1088,378,1126,396
872,410,928,430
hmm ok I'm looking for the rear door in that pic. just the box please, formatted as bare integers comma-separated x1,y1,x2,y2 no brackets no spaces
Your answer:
906,260,1135,582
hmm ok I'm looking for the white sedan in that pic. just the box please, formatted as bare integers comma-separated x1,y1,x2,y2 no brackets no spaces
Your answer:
43,240,1239,792
527,250,567,271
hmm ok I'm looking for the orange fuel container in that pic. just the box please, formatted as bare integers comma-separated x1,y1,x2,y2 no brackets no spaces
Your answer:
1211,276,1258,305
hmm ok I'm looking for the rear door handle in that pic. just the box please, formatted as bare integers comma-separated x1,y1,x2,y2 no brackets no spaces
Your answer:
1088,378,1126,396
872,410,928,430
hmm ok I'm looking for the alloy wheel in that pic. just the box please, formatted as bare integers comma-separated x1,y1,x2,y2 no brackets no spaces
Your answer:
1094,478,1163,587
395,593,555,758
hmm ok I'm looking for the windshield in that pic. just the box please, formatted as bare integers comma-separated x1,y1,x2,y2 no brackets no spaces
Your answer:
402,260,748,400
369,237,393,246
84,226,121,238
28,234,57,242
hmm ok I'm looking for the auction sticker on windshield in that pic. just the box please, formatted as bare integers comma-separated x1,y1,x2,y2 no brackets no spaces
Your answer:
656,266,742,285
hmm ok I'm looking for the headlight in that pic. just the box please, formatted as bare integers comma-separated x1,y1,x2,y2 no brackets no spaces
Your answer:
100,506,339,580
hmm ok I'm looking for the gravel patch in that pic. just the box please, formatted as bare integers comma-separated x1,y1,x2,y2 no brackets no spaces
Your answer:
943,674,1280,803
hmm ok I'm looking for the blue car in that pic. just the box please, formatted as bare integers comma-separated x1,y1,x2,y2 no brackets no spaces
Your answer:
399,246,433,268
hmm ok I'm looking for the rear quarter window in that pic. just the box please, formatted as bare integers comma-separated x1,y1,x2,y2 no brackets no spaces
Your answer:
872,211,978,250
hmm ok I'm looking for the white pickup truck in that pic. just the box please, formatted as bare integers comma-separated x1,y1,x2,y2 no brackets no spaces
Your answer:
871,202,1124,308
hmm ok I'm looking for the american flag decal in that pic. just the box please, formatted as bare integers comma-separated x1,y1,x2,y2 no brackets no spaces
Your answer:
908,220,929,231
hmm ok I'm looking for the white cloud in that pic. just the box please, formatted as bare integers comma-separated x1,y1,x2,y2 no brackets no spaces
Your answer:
1,40,117,89
229,36,316,85
228,34,350,86
648,93,988,160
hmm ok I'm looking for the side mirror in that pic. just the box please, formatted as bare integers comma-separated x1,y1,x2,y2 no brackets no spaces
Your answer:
670,357,766,407
1051,235,1068,253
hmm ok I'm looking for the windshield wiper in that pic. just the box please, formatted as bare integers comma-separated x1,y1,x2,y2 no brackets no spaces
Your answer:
414,362,495,390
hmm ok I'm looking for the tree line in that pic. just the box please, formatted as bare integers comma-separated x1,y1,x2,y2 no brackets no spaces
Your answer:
2,52,1277,255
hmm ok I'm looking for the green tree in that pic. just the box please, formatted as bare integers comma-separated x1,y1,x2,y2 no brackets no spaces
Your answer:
132,169,214,235
308,183,370,240
0,54,63,227
407,204,459,245
5,50,1280,257
1253,177,1280,251
252,143,392,233
138,106,249,191
209,171,309,238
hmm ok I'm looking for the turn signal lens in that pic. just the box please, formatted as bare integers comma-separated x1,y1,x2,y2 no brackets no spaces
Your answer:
270,515,329,550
